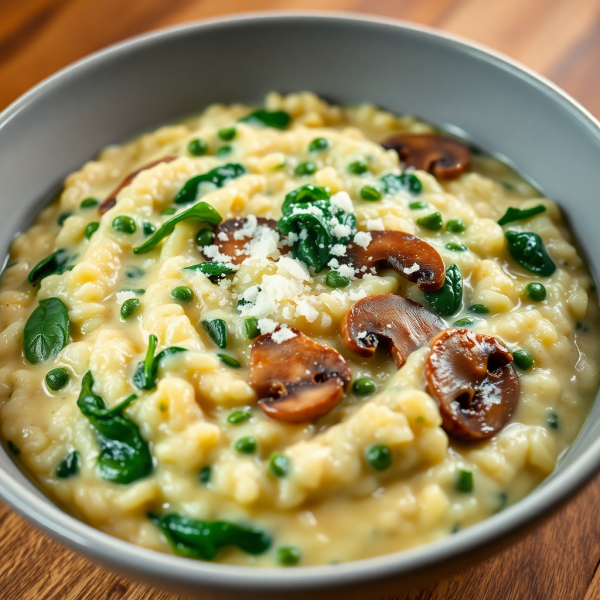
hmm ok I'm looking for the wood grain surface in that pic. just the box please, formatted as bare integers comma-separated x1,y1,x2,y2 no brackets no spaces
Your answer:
2,1,600,598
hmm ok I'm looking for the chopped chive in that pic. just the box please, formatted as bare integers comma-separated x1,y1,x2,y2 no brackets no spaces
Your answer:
199,465,211,484
216,145,232,156
196,228,215,248
218,127,237,141
360,185,382,201
228,410,251,425
547,411,559,430
217,354,241,368
326,270,350,289
84,222,100,239
409,200,428,210
161,207,177,216
170,286,193,303
468,304,489,314
446,218,466,233
446,242,467,252
277,546,301,566
348,160,368,175
309,137,330,152
269,453,290,478
188,138,208,156
203,319,227,348
58,212,72,226
452,317,475,327
235,436,257,454
417,212,443,231
245,317,260,339
295,161,316,176
455,469,473,492
80,197,99,209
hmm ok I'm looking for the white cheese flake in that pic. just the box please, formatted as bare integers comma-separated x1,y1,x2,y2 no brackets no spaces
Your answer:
353,231,372,249
272,326,297,344
366,218,385,231
330,244,347,257
403,262,420,275
116,291,136,305
330,191,355,214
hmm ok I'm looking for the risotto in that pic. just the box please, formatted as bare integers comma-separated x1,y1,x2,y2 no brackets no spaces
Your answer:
0,92,597,566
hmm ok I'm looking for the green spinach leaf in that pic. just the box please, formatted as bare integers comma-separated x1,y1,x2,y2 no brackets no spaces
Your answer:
23,298,70,364
239,110,290,129
505,230,556,276
149,513,271,560
278,184,356,272
77,371,152,484
425,264,463,316
56,450,79,478
183,262,236,278
498,205,546,226
28,249,73,285
381,173,422,195
133,202,221,254
132,334,186,390
173,164,246,205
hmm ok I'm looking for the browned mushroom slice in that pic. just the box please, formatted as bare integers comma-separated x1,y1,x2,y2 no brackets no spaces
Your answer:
381,133,470,180
206,217,290,265
341,294,445,367
340,230,445,292
250,328,351,423
425,328,519,441
99,156,178,214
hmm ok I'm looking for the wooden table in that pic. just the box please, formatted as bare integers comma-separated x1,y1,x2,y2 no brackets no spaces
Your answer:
2,0,600,598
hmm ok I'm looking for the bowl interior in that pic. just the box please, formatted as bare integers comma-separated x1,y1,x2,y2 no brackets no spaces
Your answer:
1,12,600,597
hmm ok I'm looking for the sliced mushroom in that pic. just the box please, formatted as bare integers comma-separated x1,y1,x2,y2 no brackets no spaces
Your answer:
342,294,445,367
425,328,519,441
250,328,351,423
99,156,178,214
206,217,290,265
381,133,470,180
340,231,445,291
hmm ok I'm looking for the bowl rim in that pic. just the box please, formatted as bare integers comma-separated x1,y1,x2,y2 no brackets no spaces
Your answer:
1,10,600,592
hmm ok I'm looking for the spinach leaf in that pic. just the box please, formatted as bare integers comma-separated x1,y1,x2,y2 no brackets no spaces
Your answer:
183,262,236,278
149,513,271,560
28,249,73,285
174,164,246,205
203,319,228,349
23,298,70,364
239,110,290,129
278,184,356,272
133,202,221,254
132,334,186,390
56,450,79,478
498,205,546,226
425,264,463,316
381,173,422,195
77,371,152,484
505,230,556,276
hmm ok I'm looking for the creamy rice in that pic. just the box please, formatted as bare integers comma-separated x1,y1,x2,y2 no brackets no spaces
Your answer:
0,92,597,566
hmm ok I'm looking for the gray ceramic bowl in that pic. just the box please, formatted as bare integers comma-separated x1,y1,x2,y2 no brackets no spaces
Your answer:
1,12,600,600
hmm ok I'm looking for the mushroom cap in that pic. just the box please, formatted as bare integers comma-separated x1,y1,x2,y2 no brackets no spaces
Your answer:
425,328,519,441
341,294,445,368
205,217,290,265
381,133,471,180
99,156,177,214
340,230,445,291
250,327,351,423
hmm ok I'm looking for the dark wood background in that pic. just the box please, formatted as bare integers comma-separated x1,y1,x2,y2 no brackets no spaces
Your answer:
2,1,600,598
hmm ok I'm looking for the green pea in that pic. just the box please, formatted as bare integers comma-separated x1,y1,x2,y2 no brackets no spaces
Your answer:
269,453,290,478
326,270,350,289
525,282,547,302
199,466,211,484
143,221,156,236
513,348,534,370
188,138,208,156
235,436,257,454
352,377,377,396
446,218,466,233
196,228,215,248
170,286,193,303
58,212,72,226
309,137,330,152
409,201,428,210
277,546,301,566
445,242,467,252
295,161,316,176
245,317,260,339
360,185,382,201
348,160,368,175
161,207,177,216
452,317,475,327
203,319,227,348
80,197,99,209
455,469,473,492
417,212,443,231
228,410,251,425
7,441,19,455
468,304,489,314
365,444,392,471
218,127,237,141
46,367,69,391
112,215,136,234
217,354,241,368
121,298,140,320
216,145,232,156
547,411,559,430
84,222,100,239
